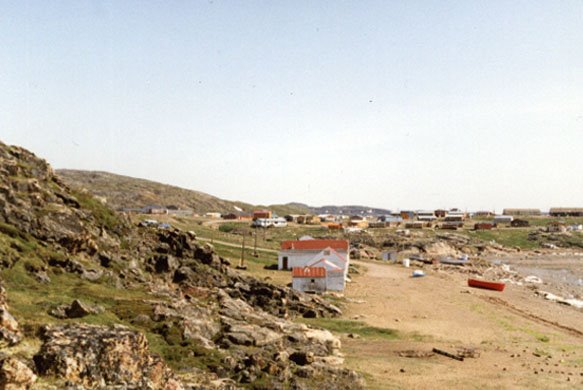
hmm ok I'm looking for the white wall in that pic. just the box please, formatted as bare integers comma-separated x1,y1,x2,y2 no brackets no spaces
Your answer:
278,249,349,274
292,277,326,293
326,273,345,291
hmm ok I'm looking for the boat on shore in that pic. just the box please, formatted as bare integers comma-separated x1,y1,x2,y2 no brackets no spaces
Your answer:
467,278,506,291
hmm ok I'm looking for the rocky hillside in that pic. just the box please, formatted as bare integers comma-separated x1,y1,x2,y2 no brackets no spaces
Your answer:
57,169,311,216
0,141,364,389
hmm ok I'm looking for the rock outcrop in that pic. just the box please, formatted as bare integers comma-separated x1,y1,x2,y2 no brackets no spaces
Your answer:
0,282,21,346
34,324,183,389
0,356,37,389
49,299,104,319
0,140,364,389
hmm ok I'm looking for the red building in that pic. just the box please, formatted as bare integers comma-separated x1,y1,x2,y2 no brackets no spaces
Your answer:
253,210,272,220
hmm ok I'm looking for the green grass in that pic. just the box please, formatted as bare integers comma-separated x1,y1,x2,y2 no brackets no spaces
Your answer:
72,189,124,232
299,318,399,340
470,229,539,250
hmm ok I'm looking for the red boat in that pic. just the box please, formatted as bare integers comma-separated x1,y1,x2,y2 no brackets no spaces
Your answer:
467,278,506,291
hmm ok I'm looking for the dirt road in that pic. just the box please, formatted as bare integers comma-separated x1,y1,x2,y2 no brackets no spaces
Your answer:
340,260,583,389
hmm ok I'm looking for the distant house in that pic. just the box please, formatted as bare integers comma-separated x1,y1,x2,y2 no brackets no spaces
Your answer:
252,217,287,228
434,209,448,218
205,212,222,219
324,222,343,230
417,211,436,221
142,205,168,215
167,209,194,217
400,211,415,220
493,215,513,225
253,210,272,220
474,211,494,217
549,208,583,217
445,210,466,221
503,208,541,216
278,239,350,276
284,214,301,223
547,222,567,233
348,219,369,229
291,267,327,293
296,215,320,225
318,214,336,222
222,213,238,220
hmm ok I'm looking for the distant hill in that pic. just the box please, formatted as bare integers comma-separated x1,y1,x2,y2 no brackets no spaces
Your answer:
56,170,310,215
57,170,388,217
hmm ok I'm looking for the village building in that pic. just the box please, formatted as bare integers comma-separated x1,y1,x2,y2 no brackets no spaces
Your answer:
434,209,448,218
205,212,222,219
296,215,321,224
291,267,327,293
549,208,583,217
474,210,495,217
503,208,541,216
166,208,193,217
348,219,369,229
278,239,349,274
493,215,513,225
252,217,287,228
253,210,272,219
474,222,494,230
417,210,437,221
445,210,466,221
221,213,238,220
142,205,168,215
547,221,567,233
318,214,336,222
400,211,415,220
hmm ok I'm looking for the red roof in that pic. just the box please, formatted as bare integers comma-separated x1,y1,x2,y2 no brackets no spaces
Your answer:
292,267,326,278
280,239,349,251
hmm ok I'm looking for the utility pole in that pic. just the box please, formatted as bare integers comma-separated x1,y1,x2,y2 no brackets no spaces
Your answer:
252,229,258,257
237,229,247,269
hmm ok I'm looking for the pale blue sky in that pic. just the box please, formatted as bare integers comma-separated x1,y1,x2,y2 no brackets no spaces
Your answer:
2,1,582,211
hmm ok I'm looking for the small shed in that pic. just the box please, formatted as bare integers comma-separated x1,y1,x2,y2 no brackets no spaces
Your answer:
292,267,326,293
547,222,567,233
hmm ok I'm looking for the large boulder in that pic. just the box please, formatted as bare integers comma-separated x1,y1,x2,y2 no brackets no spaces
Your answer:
0,357,37,389
48,299,104,319
0,284,21,346
34,324,183,389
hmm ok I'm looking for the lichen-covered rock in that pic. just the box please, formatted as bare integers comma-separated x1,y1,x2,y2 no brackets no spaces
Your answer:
0,356,37,389
48,299,104,319
34,324,183,389
0,283,21,346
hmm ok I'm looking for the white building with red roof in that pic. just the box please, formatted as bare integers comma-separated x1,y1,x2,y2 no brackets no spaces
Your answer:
304,258,345,291
279,238,349,282
291,266,327,292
